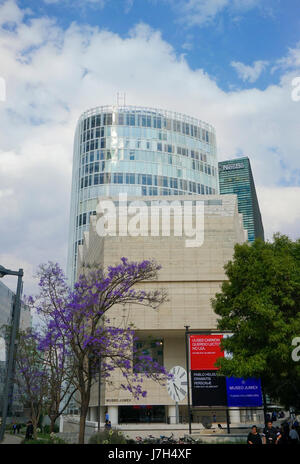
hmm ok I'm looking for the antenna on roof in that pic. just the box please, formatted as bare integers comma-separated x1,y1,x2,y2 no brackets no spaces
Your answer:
116,92,126,107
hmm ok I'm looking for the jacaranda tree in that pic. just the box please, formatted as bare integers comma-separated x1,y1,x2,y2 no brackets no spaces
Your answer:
24,263,78,433
24,259,169,443
15,328,49,439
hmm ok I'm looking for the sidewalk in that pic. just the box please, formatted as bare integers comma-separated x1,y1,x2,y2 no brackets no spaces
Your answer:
1,434,23,444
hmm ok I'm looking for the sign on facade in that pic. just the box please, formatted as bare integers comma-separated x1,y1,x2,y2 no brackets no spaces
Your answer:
189,334,262,407
226,377,263,407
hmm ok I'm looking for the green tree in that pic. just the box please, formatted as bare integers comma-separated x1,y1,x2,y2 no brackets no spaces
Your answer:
212,234,300,411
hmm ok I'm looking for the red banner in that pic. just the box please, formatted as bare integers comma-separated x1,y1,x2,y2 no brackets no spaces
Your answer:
190,335,224,370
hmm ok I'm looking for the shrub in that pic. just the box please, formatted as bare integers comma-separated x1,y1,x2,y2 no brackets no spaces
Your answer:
22,436,67,444
42,424,59,434
89,429,127,444
126,438,136,444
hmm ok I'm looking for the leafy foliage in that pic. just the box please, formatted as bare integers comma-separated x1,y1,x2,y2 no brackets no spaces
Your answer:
212,234,300,410
88,429,127,444
19,258,169,444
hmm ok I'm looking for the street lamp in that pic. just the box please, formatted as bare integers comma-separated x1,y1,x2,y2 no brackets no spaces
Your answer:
0,265,23,442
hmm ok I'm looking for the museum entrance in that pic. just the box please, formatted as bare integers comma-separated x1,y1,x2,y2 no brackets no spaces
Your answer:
119,405,166,423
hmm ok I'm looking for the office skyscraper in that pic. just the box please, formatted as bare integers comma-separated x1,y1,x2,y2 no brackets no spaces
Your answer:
218,157,264,242
67,105,219,283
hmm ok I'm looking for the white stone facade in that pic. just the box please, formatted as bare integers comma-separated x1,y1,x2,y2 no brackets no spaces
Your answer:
77,194,247,425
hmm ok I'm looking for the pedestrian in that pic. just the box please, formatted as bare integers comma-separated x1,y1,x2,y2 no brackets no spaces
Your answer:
146,409,151,423
293,418,300,435
16,423,21,434
105,410,109,423
25,420,34,440
271,411,277,422
12,423,17,435
105,420,112,431
289,425,300,445
247,425,262,445
262,421,281,445
278,423,289,444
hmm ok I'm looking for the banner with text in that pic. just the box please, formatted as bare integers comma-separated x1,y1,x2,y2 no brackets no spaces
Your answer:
190,334,224,370
191,370,227,406
226,377,263,407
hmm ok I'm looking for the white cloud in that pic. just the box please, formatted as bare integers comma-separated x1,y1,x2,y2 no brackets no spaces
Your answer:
272,41,300,72
231,60,269,83
0,0,299,294
167,0,261,27
124,0,134,14
43,0,107,7
258,187,300,241
0,0,27,25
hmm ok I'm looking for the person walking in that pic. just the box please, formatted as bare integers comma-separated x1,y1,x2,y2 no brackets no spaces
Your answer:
278,423,289,444
247,425,262,445
289,425,300,445
12,423,17,435
25,420,34,440
262,421,281,445
16,423,21,434
105,420,112,431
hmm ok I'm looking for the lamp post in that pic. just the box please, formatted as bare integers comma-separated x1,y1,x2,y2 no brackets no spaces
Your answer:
0,266,23,442
98,357,101,431
184,325,192,434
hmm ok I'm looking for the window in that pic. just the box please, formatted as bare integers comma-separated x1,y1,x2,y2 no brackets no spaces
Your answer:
153,116,161,129
134,338,163,372
117,113,124,125
126,173,135,184
103,113,112,125
126,113,135,126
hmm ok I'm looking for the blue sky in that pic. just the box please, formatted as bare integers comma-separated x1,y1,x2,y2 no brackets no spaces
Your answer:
19,0,300,91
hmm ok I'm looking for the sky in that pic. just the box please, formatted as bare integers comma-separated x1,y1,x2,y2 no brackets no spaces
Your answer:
0,0,299,294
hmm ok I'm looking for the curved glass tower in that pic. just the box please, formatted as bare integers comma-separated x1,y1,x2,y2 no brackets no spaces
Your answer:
67,105,219,283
